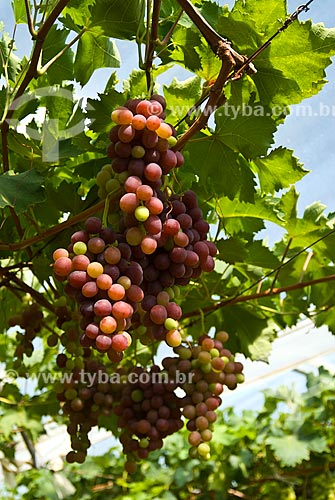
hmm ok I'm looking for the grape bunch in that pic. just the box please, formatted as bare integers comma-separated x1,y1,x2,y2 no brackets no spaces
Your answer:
96,95,183,200
49,95,245,469
114,365,183,463
55,357,115,464
8,303,43,360
162,331,245,460
53,216,143,362
54,329,244,467
52,95,218,355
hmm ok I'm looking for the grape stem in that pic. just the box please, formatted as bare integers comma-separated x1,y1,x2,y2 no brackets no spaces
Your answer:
175,0,256,74
145,0,161,92
24,0,37,38
173,41,235,151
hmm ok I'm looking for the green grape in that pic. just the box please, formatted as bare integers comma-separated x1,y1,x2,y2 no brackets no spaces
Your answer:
73,241,87,255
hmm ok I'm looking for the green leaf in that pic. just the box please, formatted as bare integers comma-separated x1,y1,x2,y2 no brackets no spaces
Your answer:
89,0,145,40
194,41,221,81
74,30,121,86
185,134,256,202
303,201,327,224
62,0,96,27
213,195,284,235
267,435,310,467
218,1,335,107
169,28,203,72
42,26,74,84
87,88,124,134
207,304,275,360
1,409,29,438
0,31,21,80
217,237,248,264
0,170,45,213
247,240,280,268
261,22,335,106
214,105,277,159
163,76,202,123
11,0,27,24
252,148,308,194
279,187,298,225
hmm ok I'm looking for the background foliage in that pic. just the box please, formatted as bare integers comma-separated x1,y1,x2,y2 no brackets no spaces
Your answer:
1,0,335,498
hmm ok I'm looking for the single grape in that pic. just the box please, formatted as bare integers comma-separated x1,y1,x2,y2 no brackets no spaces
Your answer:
108,283,126,301
96,274,113,290
111,333,129,352
53,248,69,261
111,107,133,125
54,257,72,277
87,262,104,278
166,329,182,347
94,299,112,317
104,246,121,264
135,206,150,222
99,316,117,334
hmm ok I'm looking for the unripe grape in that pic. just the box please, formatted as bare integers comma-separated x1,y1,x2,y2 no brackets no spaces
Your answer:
197,442,210,457
164,317,178,330
135,206,150,222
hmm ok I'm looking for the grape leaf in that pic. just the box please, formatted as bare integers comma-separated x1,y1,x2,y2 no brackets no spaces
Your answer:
163,76,202,123
89,0,145,40
42,27,74,84
0,31,20,81
267,435,310,466
74,30,121,86
213,195,285,233
217,0,335,107
214,105,277,159
252,148,308,194
87,88,125,134
62,0,96,27
217,237,248,264
185,134,256,202
169,28,203,72
247,240,280,268
11,0,27,24
0,170,45,213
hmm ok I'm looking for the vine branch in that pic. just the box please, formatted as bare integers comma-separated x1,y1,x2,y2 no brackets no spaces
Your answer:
145,0,161,92
173,41,234,150
175,0,256,73
270,237,292,292
183,274,335,319
0,274,56,313
0,192,121,252
21,431,38,469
